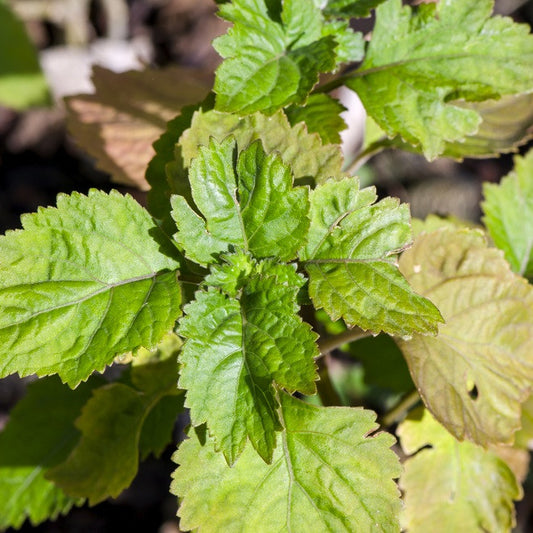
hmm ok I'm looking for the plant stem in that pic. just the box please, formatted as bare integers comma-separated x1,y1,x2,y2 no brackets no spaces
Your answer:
344,137,393,175
380,389,421,428
316,356,342,407
318,327,372,355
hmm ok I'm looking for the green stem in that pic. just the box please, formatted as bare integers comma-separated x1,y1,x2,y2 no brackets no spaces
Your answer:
344,137,394,175
316,356,342,407
380,389,421,428
318,327,372,355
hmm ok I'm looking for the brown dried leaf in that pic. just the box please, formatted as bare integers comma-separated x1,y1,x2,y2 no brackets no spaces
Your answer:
66,66,211,190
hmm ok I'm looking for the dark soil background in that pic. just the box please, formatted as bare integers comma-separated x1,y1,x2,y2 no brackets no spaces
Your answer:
1,0,533,532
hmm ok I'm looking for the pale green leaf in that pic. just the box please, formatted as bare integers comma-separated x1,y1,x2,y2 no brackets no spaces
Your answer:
0,190,181,387
300,177,443,336
178,258,318,464
172,392,401,532
214,0,341,114
347,0,533,159
0,377,100,529
48,335,182,503
483,148,533,278
397,228,533,446
0,1,51,109
171,137,309,265
285,93,347,144
514,394,533,450
179,108,344,184
398,408,521,533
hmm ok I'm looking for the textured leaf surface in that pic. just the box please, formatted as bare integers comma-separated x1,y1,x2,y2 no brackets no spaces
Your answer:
172,137,309,265
0,377,99,529
48,336,182,504
172,392,401,532
397,228,533,446
0,190,181,386
347,0,533,159
0,1,51,109
285,93,347,144
300,178,442,336
214,0,361,114
180,108,344,184
483,149,533,278
178,259,318,464
66,66,211,190
398,408,521,533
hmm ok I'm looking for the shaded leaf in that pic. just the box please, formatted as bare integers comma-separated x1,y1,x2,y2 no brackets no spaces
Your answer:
171,137,309,265
285,93,347,144
397,228,533,446
483,148,533,278
300,177,442,336
0,377,100,529
350,334,414,393
47,383,147,504
0,190,181,386
48,335,182,503
347,0,533,159
398,408,521,533
0,1,51,109
322,0,387,18
66,66,211,190
172,392,401,532
178,258,318,464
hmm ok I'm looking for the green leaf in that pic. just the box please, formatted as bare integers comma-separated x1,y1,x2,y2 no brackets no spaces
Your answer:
482,148,533,278
214,0,342,114
179,108,344,184
397,228,533,446
172,392,401,532
178,257,318,464
171,137,309,265
139,394,183,460
0,377,101,529
48,335,182,504
300,177,443,336
285,93,347,144
0,1,51,109
0,190,181,387
320,19,365,65
47,383,147,504
398,408,521,533
322,0,387,18
347,0,533,159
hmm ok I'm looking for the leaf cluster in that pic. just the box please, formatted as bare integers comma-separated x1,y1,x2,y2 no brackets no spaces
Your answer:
1,0,533,531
